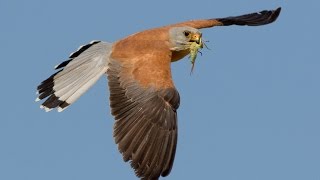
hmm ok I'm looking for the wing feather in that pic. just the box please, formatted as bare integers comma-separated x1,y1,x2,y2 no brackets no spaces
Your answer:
107,50,180,179
170,7,281,29
216,7,281,26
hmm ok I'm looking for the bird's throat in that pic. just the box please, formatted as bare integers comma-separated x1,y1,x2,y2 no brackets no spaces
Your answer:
171,49,190,62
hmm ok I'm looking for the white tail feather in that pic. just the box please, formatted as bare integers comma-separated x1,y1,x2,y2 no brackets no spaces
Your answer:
64,70,106,107
58,68,106,106
36,41,113,111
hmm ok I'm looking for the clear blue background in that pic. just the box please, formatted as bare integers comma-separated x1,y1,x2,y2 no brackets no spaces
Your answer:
1,0,319,179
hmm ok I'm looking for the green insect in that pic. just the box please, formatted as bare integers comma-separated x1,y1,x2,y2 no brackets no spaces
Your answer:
189,40,203,74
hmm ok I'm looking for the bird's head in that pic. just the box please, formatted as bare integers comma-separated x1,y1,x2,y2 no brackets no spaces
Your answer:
169,27,204,73
169,27,203,51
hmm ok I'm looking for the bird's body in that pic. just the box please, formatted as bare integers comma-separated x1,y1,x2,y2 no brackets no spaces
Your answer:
36,7,281,179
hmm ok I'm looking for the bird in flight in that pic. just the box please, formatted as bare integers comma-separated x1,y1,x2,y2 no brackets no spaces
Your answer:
36,7,281,180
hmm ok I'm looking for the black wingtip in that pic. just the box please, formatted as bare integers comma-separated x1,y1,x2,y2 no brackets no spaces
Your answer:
271,7,282,23
217,7,282,26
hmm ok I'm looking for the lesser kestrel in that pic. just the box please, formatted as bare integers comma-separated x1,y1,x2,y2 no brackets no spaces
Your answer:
36,7,281,179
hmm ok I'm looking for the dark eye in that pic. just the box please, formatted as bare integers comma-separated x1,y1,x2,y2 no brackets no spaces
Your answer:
184,31,190,37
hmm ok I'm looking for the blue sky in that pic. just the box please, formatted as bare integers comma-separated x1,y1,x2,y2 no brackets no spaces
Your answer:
1,0,319,179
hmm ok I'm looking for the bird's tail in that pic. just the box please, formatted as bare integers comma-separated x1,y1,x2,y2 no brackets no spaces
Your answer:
36,41,112,112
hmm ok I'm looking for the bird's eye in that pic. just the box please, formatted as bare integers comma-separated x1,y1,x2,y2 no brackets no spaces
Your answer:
184,31,190,37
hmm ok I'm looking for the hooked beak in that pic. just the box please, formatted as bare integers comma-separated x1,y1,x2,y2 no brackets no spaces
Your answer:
190,33,203,48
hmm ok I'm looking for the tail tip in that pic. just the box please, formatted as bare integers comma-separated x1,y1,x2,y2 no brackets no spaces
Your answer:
57,107,67,112
40,105,52,112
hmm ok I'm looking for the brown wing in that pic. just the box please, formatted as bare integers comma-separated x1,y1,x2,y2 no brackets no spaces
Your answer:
170,7,281,29
107,42,179,179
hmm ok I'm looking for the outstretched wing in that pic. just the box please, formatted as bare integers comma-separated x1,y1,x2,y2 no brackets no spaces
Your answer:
171,7,281,29
107,41,179,179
